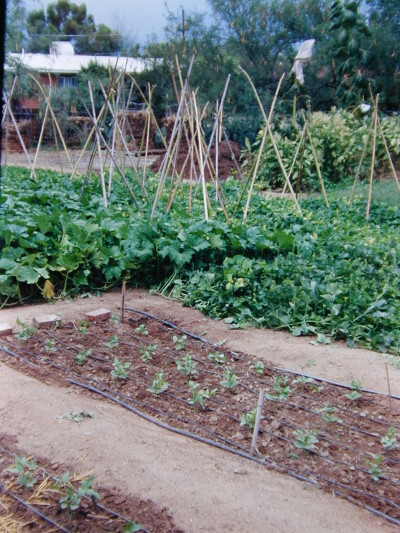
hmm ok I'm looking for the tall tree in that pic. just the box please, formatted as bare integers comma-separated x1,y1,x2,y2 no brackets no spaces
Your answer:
5,0,27,53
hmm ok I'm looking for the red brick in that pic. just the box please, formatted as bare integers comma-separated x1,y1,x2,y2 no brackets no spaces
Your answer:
0,323,13,336
33,314,61,329
85,308,111,322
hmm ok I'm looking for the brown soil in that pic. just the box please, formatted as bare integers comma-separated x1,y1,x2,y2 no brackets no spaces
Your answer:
0,289,399,532
151,140,242,181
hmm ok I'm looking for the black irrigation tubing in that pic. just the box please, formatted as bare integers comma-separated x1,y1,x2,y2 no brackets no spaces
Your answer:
0,445,149,533
68,379,400,528
124,305,400,401
0,483,71,533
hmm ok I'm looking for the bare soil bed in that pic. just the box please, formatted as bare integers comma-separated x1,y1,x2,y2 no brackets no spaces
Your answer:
1,306,399,529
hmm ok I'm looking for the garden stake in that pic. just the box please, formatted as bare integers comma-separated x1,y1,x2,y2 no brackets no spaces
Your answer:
349,118,374,205
121,281,126,323
306,127,329,207
88,81,107,207
366,94,379,220
250,389,265,456
385,363,393,417
31,98,51,180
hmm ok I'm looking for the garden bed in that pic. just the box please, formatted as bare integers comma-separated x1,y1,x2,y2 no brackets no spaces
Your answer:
1,308,399,528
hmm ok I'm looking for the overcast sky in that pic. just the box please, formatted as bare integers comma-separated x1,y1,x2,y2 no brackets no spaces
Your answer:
24,0,212,44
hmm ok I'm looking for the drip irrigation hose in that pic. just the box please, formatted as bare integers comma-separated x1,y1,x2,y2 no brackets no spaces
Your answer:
68,379,400,528
0,483,71,533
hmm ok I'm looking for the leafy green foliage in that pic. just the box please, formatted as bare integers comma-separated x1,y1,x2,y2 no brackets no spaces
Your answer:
318,403,342,423
59,476,100,511
172,334,187,351
9,455,38,488
76,348,92,365
220,367,239,390
365,455,386,481
15,317,37,340
135,324,149,336
381,426,398,451
293,429,319,451
106,334,119,348
265,375,291,401
240,408,260,429
345,380,363,402
147,372,169,395
111,357,131,379
139,342,158,362
187,381,217,409
208,351,226,365
175,354,198,377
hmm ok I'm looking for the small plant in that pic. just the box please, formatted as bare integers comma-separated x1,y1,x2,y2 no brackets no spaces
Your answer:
172,334,187,351
15,318,37,340
54,471,70,490
44,337,57,354
175,354,198,377
59,411,94,423
147,372,169,394
135,324,148,336
266,375,291,401
292,375,315,390
109,313,119,325
106,335,119,348
345,379,363,402
250,361,265,374
139,342,158,362
123,523,144,533
59,476,100,511
208,350,226,365
220,367,239,391
240,407,262,429
111,357,131,379
76,348,92,365
381,426,398,451
366,455,385,481
187,380,217,409
293,429,319,451
9,455,38,488
77,321,90,334
318,403,342,423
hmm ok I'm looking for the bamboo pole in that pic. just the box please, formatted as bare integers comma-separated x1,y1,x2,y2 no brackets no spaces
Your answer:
281,125,307,197
88,81,108,208
250,389,264,456
306,128,329,207
2,91,38,182
193,91,209,221
31,98,50,180
349,118,374,205
366,95,379,220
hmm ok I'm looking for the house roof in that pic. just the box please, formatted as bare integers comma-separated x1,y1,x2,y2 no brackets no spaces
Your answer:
7,41,148,75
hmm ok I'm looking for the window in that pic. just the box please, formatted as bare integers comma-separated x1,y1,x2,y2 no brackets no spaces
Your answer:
58,76,77,88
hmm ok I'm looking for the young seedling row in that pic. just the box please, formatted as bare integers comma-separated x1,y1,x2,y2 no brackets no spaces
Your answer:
1,309,399,527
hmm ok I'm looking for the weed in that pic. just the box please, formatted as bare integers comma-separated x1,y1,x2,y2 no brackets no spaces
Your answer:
59,476,100,511
139,342,158,362
318,403,342,423
208,350,226,365
111,357,131,379
76,348,92,365
381,426,398,451
187,380,217,409
147,372,169,394
366,455,386,481
172,334,187,350
59,411,94,423
106,334,119,348
175,354,198,377
9,455,37,488
293,429,319,451
15,318,37,340
135,324,148,336
345,379,363,402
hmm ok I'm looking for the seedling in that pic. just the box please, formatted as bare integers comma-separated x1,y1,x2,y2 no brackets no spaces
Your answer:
250,361,265,374
139,342,158,362
106,334,119,348
220,367,239,391
44,337,57,354
54,471,71,490
187,380,217,409
366,455,385,481
147,372,169,394
345,379,363,402
59,476,100,511
76,348,92,365
208,350,226,365
292,375,315,390
172,334,187,351
9,455,37,488
15,318,37,340
293,429,319,451
266,375,291,401
135,324,148,336
240,408,262,429
109,313,119,325
318,403,342,423
175,354,198,377
77,321,90,334
381,426,398,451
123,523,144,533
111,357,131,379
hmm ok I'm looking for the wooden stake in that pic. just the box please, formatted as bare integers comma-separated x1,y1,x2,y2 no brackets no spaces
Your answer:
88,81,108,208
250,389,264,456
385,363,393,417
121,280,126,324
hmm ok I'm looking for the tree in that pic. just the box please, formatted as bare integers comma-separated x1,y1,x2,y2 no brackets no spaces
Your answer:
6,0,27,53
26,0,124,55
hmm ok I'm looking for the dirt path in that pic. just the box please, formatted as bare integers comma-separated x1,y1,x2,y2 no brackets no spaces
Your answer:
0,289,398,531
